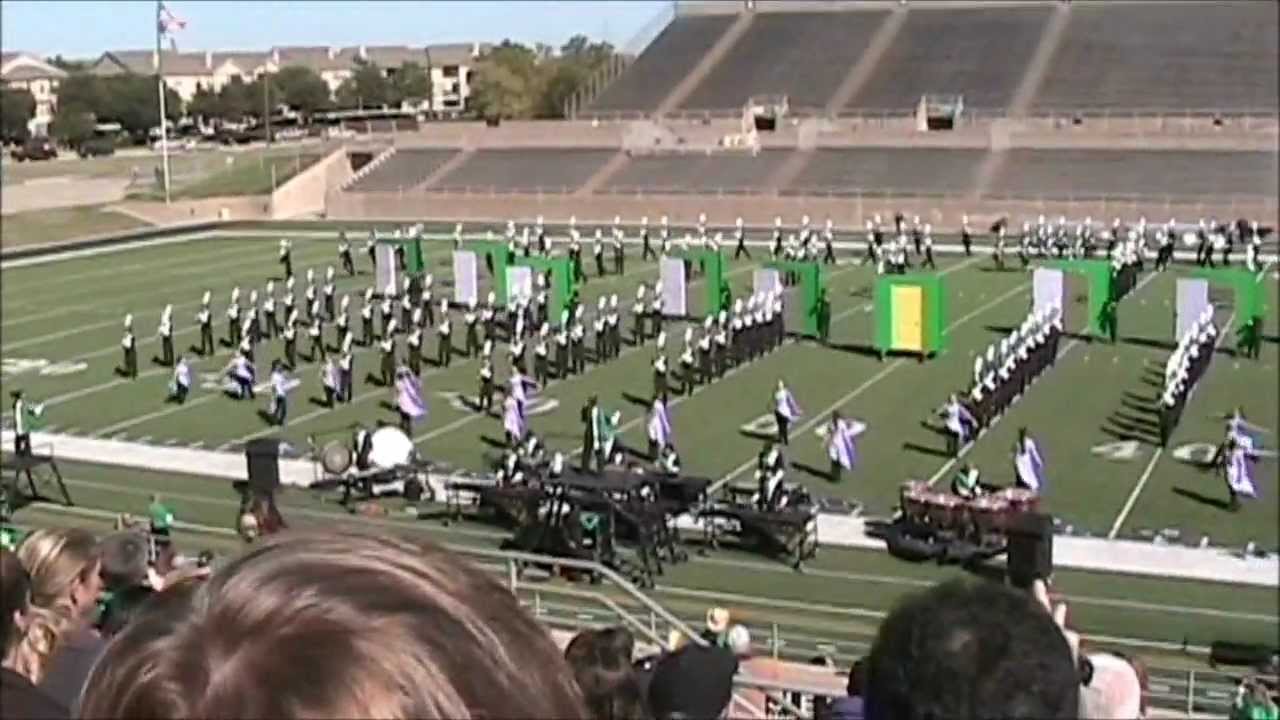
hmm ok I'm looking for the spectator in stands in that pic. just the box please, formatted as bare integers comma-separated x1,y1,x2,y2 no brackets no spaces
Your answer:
11,528,105,712
79,531,585,719
1,548,69,719
864,578,1079,720
647,642,739,720
95,585,155,640
725,624,751,659
1232,677,1279,720
828,659,866,720
702,606,730,645
564,627,649,720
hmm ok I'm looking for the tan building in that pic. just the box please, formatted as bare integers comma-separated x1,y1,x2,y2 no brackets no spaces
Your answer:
0,52,69,136
426,43,489,116
90,49,268,101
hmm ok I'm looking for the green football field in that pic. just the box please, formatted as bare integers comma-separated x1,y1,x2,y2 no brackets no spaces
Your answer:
1,224,1276,714
2,224,1275,546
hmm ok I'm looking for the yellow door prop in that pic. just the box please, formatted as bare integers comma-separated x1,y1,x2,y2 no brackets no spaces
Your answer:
891,285,923,352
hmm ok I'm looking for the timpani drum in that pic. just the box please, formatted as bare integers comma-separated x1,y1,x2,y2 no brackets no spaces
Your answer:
900,481,929,522
924,493,964,534
997,488,1039,516
968,495,1009,546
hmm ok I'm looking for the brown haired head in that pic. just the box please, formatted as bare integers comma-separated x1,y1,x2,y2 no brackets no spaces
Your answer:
80,531,585,719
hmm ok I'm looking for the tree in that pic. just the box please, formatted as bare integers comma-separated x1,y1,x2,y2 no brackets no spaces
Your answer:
98,75,180,137
389,61,430,107
218,76,256,120
336,62,390,109
55,72,105,116
187,84,223,121
469,40,542,119
0,87,36,143
50,108,94,147
273,65,331,117
46,55,89,73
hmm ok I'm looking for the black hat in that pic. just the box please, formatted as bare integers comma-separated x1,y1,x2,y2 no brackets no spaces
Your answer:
9,390,22,399
647,644,738,720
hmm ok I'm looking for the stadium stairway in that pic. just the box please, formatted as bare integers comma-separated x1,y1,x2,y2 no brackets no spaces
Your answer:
418,149,476,191
1007,1,1070,117
823,5,907,114
655,10,756,117
575,151,632,197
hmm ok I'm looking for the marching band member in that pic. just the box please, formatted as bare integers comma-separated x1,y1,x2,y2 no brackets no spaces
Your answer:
647,393,672,460
960,214,973,256
640,216,655,261
421,274,435,327
773,380,801,446
238,317,255,363
509,327,527,375
262,281,278,339
593,297,608,361
825,411,858,483
226,287,241,347
279,237,293,278
196,290,214,356
536,215,549,255
1012,427,1046,493
399,276,413,329
365,231,377,270
334,294,350,346
320,355,340,407
464,350,489,416
939,393,976,457
556,312,571,379
157,304,174,367
436,300,453,368
282,308,299,368
952,463,983,499
611,217,625,274
650,281,664,337
679,329,696,395
502,393,525,447
406,320,423,376
304,269,317,321
657,442,681,477
246,290,261,345
652,332,669,397
338,332,355,403
633,285,648,345
322,267,336,319
379,284,395,338
606,295,621,359
466,299,481,357
357,287,373,345
395,365,427,436
224,350,256,399
155,352,186,402
453,222,464,250
11,390,42,456
733,217,750,260
530,324,549,386
120,313,137,379
339,232,355,276
756,443,787,512
593,227,606,277
921,224,936,269
268,359,298,426
380,320,398,386
308,305,325,362
570,306,586,374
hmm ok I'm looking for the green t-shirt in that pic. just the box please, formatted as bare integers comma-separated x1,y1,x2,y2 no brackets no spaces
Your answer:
149,501,174,530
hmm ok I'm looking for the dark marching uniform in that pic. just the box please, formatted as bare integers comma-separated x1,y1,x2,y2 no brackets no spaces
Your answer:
734,221,751,260
158,309,174,367
479,359,495,413
436,311,453,368
282,312,298,369
407,326,423,376
339,235,355,276
120,317,137,379
380,332,397,387
198,304,214,356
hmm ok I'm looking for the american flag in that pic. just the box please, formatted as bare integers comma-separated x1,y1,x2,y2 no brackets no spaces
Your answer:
158,2,187,35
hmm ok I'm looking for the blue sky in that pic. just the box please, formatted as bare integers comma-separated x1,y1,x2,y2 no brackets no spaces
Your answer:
2,1,672,59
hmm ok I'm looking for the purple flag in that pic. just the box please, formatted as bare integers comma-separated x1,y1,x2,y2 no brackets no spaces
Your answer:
396,374,427,419
1014,438,1045,492
776,385,801,421
1228,438,1259,498
503,395,526,441
648,399,672,448
828,419,859,470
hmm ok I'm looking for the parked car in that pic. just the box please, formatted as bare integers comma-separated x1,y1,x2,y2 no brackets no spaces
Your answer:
77,137,116,158
9,137,57,162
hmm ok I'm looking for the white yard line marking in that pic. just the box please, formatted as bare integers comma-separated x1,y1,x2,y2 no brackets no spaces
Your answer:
2,240,242,296
1107,448,1164,540
711,259,1018,495
1106,309,1237,539
924,268,1164,489
0,231,218,270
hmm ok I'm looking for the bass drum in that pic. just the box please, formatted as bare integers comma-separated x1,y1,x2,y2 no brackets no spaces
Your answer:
320,441,352,475
368,426,415,469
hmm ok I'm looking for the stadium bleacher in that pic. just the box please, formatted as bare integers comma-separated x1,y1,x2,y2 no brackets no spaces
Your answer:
1032,1,1280,114
987,149,1280,201
588,14,735,113
429,148,616,193
851,5,1052,113
679,10,889,112
782,147,984,197
601,151,791,194
346,148,459,193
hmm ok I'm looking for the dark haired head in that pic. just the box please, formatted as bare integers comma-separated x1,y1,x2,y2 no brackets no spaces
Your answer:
564,627,646,720
865,579,1078,720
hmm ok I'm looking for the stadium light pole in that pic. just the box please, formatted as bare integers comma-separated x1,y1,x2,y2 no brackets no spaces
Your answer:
154,0,172,204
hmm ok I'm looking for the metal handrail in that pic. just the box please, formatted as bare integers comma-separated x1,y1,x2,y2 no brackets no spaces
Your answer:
20,502,1272,718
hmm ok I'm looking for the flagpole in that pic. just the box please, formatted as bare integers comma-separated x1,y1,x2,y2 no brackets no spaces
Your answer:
156,0,172,205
